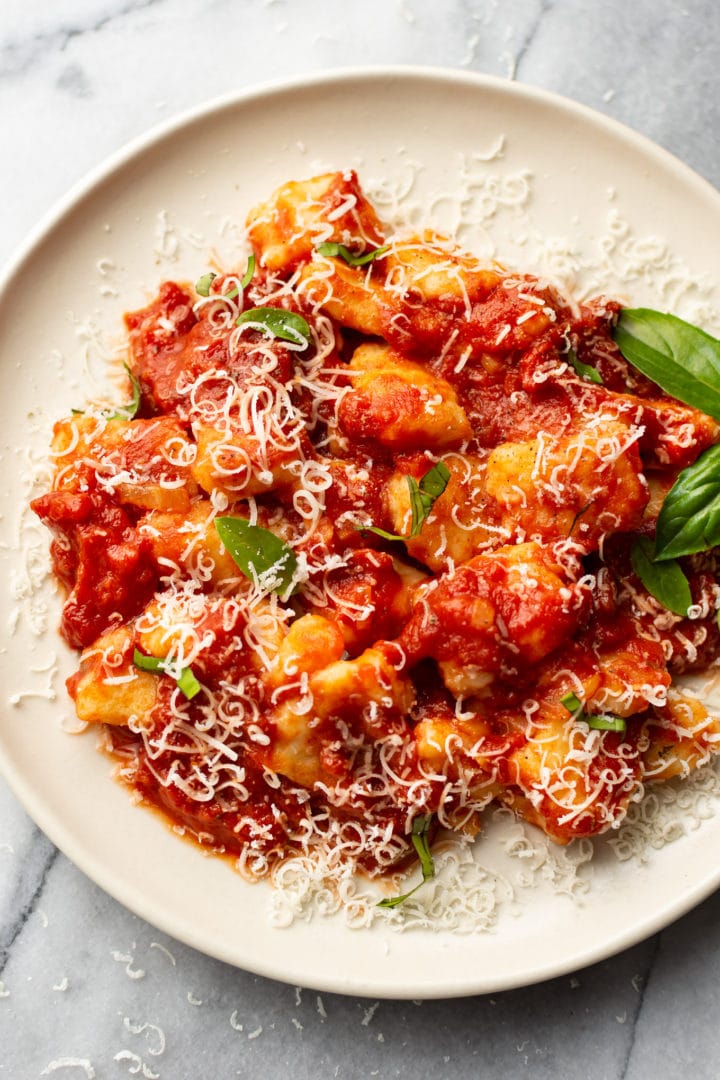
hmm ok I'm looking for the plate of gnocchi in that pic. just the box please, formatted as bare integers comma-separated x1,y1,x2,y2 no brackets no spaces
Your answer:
3,68,720,998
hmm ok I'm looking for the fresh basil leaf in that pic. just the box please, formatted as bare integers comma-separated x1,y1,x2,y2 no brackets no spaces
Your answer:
361,463,451,543
176,666,201,699
654,443,720,560
560,690,583,714
317,241,389,267
377,815,435,909
376,881,425,909
586,714,627,733
133,648,201,700
410,814,435,880
236,306,310,347
613,308,720,421
408,461,451,537
560,690,625,734
104,363,142,421
630,535,692,615
240,253,256,290
567,349,603,385
215,516,297,594
196,272,217,297
216,255,255,302
132,649,165,674
363,525,408,542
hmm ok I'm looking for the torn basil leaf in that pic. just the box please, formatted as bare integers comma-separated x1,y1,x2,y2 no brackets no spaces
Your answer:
560,690,583,714
377,815,435,909
408,461,451,537
240,253,256,289
363,462,451,542
196,272,217,297
613,308,720,421
654,443,720,561
133,648,201,700
560,691,626,735
317,241,389,267
215,516,298,595
585,714,627,733
105,363,142,421
235,306,310,347
630,535,692,616
363,525,408,542
567,349,603,385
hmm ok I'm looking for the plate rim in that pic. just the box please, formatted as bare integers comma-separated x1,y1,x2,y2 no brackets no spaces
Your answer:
2,65,720,999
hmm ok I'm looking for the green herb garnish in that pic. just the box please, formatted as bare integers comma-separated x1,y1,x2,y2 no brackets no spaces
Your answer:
365,462,451,542
235,306,310,347
653,443,720,561
196,272,217,297
240,253,256,289
215,516,298,595
133,648,201,700
223,255,256,301
317,241,389,267
567,348,603,385
630,535,692,616
612,309,720,561
408,462,451,536
613,308,720,421
560,691,626,735
377,815,435,909
584,714,627,733
105,363,142,421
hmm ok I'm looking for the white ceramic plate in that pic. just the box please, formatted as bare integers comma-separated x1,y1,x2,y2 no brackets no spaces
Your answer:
2,68,720,999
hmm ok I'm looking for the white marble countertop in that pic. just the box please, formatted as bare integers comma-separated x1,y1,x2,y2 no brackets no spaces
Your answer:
2,1,720,1076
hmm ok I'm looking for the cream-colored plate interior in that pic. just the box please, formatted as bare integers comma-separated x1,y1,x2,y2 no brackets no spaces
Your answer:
2,69,720,999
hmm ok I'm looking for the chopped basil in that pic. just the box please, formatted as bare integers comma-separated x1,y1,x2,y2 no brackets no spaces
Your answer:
408,462,451,536
613,308,720,421
585,714,627,733
560,690,583,714
133,648,201,700
317,241,389,267
561,690,626,735
235,306,310,347
223,255,256,301
365,462,451,542
377,815,435,909
630,535,692,616
240,253,256,289
215,516,297,595
567,349,603,385
196,272,217,297
654,443,720,560
105,363,142,421
176,666,202,699
363,525,408,542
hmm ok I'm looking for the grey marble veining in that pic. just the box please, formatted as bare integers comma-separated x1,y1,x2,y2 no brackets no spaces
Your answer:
2,0,720,1076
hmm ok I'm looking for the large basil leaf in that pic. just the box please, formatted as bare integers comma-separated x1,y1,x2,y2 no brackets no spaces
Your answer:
613,308,720,421
235,306,310,347
654,443,720,560
215,516,297,594
630,536,692,615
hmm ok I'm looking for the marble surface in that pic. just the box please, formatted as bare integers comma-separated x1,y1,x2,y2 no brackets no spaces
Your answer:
2,1,720,1076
